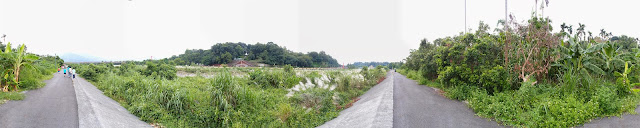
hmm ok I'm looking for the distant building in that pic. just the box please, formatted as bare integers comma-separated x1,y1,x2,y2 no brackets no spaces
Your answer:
227,58,268,67
230,60,251,67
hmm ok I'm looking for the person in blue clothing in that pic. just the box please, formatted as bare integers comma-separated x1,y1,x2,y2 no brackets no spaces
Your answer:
63,66,67,77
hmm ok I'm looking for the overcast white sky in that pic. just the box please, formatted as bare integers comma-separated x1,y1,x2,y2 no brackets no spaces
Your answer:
1,0,639,64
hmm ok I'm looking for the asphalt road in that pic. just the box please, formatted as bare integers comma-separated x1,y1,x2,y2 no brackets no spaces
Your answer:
0,73,79,128
392,71,501,128
580,102,640,127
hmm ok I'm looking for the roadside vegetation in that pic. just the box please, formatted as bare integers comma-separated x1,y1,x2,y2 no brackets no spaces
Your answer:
70,61,387,127
399,4,640,127
0,41,63,102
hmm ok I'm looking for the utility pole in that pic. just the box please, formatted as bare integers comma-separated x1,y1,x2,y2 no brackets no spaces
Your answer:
464,0,467,33
505,0,508,30
505,0,507,24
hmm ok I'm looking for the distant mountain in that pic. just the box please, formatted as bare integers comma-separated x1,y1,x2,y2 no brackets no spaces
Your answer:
60,53,104,62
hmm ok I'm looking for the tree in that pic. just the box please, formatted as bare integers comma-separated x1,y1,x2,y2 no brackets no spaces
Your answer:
220,52,233,64
610,35,639,52
171,42,340,67
505,17,559,84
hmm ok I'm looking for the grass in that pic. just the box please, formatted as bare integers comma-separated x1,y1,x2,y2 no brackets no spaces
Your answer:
0,92,25,101
75,64,387,127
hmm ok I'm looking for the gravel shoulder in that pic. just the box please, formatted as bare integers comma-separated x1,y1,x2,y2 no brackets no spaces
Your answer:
73,75,151,128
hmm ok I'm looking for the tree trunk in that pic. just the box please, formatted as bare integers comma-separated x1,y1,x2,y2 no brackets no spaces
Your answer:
13,69,19,92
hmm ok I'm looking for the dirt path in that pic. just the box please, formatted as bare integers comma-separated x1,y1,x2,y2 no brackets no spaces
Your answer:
0,73,79,128
392,71,501,128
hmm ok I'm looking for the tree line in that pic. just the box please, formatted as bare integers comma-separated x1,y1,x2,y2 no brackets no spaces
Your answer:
347,61,403,69
169,42,340,67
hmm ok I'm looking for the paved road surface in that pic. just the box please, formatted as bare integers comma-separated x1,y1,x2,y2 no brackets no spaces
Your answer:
392,71,501,128
0,73,79,128
319,71,394,128
580,104,640,127
73,75,151,128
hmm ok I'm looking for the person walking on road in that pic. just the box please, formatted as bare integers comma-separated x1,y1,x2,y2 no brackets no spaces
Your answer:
72,68,76,79
68,67,73,78
63,66,67,77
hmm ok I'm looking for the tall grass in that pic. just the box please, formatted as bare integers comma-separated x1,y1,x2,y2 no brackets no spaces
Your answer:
79,65,388,127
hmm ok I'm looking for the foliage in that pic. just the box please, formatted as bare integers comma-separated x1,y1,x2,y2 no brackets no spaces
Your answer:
248,68,300,88
347,61,402,69
614,62,639,94
143,61,177,80
402,14,640,127
170,42,340,67
610,35,639,52
1,42,40,91
283,64,293,73
73,63,388,127
0,41,61,103
505,17,559,84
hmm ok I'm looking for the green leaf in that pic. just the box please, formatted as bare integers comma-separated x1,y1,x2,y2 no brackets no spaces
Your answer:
614,72,622,77
584,63,605,75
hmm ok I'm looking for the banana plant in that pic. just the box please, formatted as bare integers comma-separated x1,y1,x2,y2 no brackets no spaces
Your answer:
614,62,640,94
1,42,39,91
554,36,605,77
600,41,626,75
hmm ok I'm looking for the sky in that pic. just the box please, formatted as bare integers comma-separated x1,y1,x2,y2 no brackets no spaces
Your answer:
1,0,639,64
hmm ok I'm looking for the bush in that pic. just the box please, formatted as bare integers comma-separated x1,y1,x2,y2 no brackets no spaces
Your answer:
478,65,512,94
593,84,620,115
249,69,300,88
284,64,293,73
143,61,177,80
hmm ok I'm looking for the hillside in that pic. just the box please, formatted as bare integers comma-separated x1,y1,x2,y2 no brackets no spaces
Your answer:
170,42,340,67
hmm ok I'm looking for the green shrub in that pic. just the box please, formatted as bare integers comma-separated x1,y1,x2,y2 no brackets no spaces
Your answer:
143,61,177,80
249,69,300,88
478,65,511,94
593,84,620,115
283,64,293,73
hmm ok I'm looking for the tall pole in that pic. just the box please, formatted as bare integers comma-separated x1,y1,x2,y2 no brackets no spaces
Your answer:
464,0,467,33
505,0,507,24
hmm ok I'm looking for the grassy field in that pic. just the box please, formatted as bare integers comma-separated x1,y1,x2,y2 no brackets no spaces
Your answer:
72,63,387,127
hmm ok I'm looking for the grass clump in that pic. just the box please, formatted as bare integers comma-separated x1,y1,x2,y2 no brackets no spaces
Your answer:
0,92,25,101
